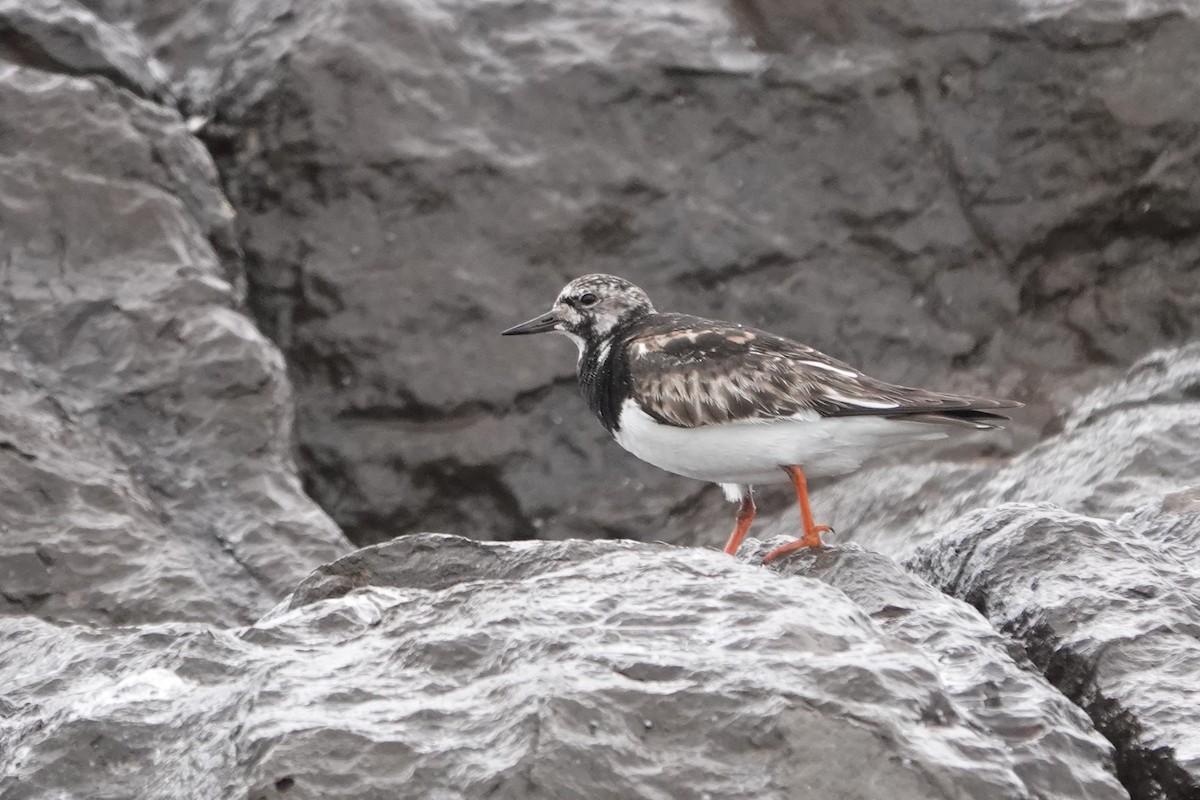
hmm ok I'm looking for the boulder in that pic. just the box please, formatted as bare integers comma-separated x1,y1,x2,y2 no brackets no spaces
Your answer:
913,504,1200,799
0,0,166,99
79,0,1200,548
754,343,1200,797
755,539,1126,799
0,533,1129,799
0,2,348,626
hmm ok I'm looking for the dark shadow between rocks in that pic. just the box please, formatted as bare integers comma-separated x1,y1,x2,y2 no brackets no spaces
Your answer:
1017,617,1200,800
912,503,1200,800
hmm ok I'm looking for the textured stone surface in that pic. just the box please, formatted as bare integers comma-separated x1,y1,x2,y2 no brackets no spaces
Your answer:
0,0,166,99
81,0,1200,548
754,343,1200,798
0,4,348,625
914,505,1200,799
0,534,1127,800
754,540,1125,800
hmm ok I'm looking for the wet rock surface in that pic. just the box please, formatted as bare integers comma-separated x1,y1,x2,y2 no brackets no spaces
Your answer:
0,0,166,100
753,344,1200,797
0,2,348,626
754,540,1126,800
914,505,1200,800
1,534,1127,800
83,0,1200,548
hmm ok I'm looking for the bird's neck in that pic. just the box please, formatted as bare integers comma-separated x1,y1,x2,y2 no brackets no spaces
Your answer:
577,313,646,433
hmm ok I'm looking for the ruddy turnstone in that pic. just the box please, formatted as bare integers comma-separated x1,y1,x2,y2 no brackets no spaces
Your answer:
503,274,1019,563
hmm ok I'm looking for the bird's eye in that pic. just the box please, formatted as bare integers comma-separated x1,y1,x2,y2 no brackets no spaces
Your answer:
578,292,598,308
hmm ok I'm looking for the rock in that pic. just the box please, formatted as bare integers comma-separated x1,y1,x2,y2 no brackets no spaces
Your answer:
912,505,1200,799
751,343,1200,797
0,5,348,625
753,539,1126,800
0,0,166,100
79,0,1200,549
0,534,1129,799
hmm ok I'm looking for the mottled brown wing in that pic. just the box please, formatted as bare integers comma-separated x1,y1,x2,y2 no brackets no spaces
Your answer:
623,315,1018,428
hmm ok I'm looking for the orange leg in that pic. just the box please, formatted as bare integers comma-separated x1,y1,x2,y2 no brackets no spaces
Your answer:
763,465,832,564
723,494,756,556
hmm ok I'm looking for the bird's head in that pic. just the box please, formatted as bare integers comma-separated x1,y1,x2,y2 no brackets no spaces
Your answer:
502,274,655,352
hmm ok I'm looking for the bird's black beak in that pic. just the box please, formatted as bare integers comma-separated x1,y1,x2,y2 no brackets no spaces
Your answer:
501,310,560,336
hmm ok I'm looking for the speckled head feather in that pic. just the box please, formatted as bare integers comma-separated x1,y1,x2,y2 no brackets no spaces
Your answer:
553,274,655,346
501,274,655,356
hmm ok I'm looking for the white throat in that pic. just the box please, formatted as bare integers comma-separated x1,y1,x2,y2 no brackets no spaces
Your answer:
559,330,586,365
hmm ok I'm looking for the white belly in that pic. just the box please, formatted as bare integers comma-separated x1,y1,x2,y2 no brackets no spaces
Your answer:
612,399,946,486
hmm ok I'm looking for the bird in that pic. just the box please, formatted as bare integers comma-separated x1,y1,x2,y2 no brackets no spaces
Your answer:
502,274,1020,564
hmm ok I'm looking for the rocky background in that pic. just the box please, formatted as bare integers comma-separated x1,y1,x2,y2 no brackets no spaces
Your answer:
1,0,1199,798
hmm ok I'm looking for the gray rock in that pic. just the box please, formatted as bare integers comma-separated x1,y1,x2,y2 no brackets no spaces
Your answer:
912,505,1200,799
91,0,1194,549
74,0,233,103
751,344,1200,797
0,8,348,625
0,533,1129,799
752,539,1126,800
0,0,166,99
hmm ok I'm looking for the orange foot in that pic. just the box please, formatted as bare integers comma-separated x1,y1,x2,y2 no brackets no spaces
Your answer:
763,465,832,564
762,524,831,564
